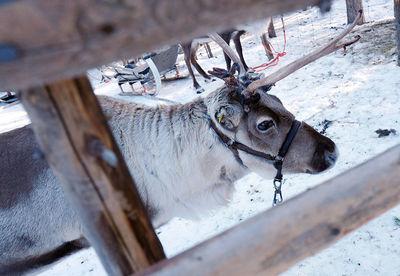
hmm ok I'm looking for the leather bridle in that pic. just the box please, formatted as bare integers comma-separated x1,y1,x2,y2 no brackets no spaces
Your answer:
210,119,302,206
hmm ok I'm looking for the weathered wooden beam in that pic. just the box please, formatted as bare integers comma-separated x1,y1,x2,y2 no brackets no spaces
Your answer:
18,76,165,276
395,0,400,66
138,144,400,276
0,0,331,90
260,33,274,60
268,17,277,38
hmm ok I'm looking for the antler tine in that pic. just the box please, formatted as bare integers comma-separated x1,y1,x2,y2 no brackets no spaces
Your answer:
247,10,363,92
208,32,246,76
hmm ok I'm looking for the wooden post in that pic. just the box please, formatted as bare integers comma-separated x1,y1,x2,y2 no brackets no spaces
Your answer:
345,0,365,24
18,76,165,276
204,43,214,58
260,33,274,60
395,0,400,66
268,17,277,38
138,144,400,276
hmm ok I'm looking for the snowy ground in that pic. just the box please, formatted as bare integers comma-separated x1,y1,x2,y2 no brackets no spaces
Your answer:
1,0,399,275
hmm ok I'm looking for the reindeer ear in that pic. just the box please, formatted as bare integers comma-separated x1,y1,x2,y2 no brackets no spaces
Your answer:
214,102,243,130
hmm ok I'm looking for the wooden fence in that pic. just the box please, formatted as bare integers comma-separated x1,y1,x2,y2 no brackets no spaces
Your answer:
1,0,399,275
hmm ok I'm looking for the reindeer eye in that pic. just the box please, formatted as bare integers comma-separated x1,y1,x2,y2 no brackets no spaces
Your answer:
257,120,274,132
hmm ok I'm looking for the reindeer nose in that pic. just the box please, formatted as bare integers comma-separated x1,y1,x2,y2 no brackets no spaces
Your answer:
324,146,338,169
310,139,338,173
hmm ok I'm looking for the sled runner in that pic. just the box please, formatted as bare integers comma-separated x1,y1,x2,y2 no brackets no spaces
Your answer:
99,45,184,96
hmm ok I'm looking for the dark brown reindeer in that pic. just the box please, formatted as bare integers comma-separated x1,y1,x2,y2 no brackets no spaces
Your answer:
181,29,249,94
0,11,361,275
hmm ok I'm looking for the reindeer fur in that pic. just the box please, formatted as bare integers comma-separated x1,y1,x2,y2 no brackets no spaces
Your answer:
0,85,336,275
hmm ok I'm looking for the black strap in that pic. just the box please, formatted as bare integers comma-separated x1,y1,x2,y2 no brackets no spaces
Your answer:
209,120,275,166
210,119,301,166
272,120,301,206
209,119,243,165
273,119,301,178
210,118,302,206
233,142,275,161
277,120,302,159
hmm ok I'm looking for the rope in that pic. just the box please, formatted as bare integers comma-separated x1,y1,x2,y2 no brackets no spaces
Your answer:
251,16,287,72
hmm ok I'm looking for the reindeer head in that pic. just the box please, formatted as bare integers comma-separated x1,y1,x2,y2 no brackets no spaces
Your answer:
205,11,362,179
206,67,337,179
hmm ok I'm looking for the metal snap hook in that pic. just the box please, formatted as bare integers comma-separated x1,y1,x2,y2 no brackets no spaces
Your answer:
272,178,284,206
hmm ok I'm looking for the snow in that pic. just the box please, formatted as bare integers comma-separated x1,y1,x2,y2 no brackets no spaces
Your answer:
1,0,399,275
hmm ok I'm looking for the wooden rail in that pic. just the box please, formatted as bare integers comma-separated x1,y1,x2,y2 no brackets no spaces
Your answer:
18,76,165,276
138,144,400,276
0,0,330,90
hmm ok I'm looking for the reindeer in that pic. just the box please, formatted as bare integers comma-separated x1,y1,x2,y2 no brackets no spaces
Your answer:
181,29,249,94
0,11,362,275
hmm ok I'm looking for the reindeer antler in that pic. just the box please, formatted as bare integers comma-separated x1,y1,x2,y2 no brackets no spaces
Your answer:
247,10,363,92
208,32,246,76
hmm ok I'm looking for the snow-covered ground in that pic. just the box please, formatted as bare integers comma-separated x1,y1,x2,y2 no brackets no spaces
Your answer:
1,0,399,275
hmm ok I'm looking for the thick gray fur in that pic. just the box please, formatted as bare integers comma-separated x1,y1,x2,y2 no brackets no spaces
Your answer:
0,86,337,275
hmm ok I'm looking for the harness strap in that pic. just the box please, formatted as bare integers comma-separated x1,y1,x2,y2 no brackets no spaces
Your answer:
209,120,275,166
233,142,276,161
210,118,302,206
272,120,301,181
272,120,301,206
277,120,302,159
209,119,245,166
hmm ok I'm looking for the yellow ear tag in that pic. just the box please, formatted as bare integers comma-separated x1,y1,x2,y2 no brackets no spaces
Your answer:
218,114,224,123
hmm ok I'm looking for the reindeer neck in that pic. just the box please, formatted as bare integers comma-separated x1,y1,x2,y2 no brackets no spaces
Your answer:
99,93,246,177
99,94,248,224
